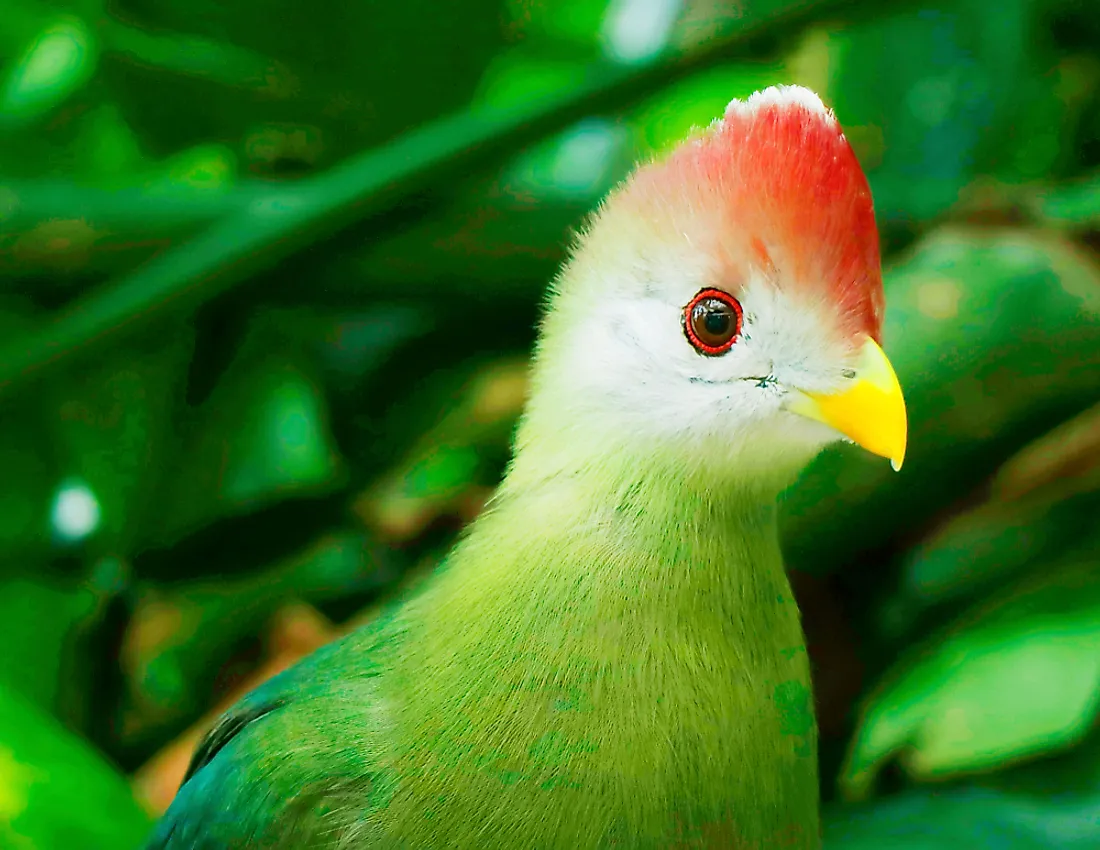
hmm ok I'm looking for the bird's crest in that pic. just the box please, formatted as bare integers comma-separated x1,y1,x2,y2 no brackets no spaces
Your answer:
627,85,884,342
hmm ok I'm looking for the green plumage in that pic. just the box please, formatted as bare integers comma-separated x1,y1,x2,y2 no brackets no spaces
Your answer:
148,444,818,848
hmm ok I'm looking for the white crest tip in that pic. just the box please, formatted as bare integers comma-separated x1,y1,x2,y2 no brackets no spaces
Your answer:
725,84,838,127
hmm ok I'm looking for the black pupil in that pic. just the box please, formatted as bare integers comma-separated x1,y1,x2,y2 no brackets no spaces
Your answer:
703,308,730,336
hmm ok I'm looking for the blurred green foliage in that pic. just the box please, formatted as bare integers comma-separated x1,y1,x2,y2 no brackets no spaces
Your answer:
0,0,1099,847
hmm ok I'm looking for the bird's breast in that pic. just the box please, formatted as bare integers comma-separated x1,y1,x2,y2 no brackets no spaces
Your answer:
375,593,819,848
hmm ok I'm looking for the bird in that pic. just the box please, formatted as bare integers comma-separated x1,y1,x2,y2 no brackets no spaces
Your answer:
146,84,906,850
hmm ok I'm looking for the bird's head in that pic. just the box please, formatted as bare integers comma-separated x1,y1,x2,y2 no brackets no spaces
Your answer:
520,85,906,490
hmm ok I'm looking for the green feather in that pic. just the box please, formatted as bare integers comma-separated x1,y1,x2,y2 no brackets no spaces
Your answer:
147,431,819,848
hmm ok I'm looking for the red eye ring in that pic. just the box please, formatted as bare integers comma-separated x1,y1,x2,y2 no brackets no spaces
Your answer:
682,288,743,355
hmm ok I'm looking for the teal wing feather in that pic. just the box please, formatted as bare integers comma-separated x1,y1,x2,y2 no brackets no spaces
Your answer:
145,614,402,850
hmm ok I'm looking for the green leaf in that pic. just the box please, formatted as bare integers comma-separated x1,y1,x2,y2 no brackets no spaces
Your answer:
359,359,528,541
825,0,1092,225
824,785,1088,849
0,579,98,714
76,103,146,180
146,144,238,195
1031,171,1100,228
827,728,1100,847
878,402,1100,641
0,683,151,850
124,529,382,733
0,17,97,125
829,711,1100,847
148,312,346,547
841,550,1100,800
220,369,339,504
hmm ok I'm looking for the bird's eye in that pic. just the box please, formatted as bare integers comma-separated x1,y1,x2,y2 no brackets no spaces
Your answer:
682,288,743,355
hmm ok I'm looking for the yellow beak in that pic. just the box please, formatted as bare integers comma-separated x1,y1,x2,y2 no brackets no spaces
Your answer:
787,336,908,471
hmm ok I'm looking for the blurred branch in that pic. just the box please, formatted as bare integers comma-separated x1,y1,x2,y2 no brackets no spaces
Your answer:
99,18,298,96
0,179,263,232
0,0,886,396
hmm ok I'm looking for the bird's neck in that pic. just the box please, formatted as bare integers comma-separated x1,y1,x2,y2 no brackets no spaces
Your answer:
389,436,818,846
404,434,803,680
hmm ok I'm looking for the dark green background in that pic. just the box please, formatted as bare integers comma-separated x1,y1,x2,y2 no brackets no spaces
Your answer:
1,0,1099,846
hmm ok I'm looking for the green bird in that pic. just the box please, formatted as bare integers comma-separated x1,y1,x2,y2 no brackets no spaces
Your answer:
147,85,907,849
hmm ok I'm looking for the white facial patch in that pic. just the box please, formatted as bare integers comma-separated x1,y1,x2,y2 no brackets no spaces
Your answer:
544,259,859,478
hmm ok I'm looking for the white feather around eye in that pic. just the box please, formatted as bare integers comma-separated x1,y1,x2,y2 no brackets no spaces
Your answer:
533,256,857,481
